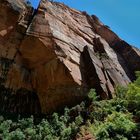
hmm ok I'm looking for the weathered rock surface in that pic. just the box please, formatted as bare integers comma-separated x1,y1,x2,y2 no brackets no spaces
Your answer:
0,0,140,114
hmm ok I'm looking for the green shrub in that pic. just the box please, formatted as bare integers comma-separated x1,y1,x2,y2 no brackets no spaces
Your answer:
115,85,128,98
88,89,98,101
75,115,83,126
18,116,34,129
0,120,12,133
60,126,72,140
10,129,25,140
90,112,136,139
124,73,140,114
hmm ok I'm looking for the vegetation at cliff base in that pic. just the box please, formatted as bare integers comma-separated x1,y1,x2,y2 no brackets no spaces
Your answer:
0,72,140,139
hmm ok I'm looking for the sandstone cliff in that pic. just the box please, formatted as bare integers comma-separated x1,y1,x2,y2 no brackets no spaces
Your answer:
0,0,140,114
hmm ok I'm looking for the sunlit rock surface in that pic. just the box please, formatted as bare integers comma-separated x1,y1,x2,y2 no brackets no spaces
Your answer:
0,0,140,114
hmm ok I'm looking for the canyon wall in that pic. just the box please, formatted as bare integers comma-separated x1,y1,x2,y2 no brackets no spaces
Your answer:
0,0,140,114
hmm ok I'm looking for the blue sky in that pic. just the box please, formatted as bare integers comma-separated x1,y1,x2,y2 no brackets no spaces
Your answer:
29,0,140,48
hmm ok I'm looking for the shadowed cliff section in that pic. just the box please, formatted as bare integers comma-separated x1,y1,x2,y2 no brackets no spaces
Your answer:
0,0,41,114
0,0,140,114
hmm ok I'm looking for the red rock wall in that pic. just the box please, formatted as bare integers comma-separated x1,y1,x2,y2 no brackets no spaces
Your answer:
0,0,140,114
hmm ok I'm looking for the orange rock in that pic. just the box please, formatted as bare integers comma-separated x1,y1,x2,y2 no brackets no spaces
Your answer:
0,0,140,114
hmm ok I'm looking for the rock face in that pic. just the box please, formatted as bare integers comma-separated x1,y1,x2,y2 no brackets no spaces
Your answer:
0,0,140,114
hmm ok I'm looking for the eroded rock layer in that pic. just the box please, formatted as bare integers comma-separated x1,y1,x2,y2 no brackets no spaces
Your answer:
0,0,140,114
